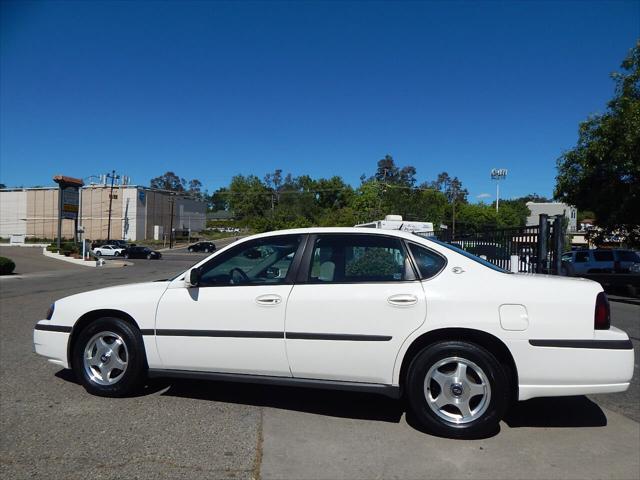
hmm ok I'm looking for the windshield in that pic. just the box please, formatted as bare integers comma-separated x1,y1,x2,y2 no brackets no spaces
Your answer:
421,236,511,273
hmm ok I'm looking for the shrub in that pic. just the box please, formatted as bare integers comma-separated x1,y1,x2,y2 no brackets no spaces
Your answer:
0,257,16,275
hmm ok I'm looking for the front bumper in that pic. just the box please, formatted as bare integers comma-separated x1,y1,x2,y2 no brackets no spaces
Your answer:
33,320,71,368
513,327,635,401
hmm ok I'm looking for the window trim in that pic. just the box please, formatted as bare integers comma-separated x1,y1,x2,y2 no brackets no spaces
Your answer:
196,234,308,288
296,233,419,285
404,240,448,281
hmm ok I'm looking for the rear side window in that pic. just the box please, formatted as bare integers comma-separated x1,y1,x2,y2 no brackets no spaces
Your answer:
408,243,446,279
308,235,410,283
616,250,640,262
593,251,614,262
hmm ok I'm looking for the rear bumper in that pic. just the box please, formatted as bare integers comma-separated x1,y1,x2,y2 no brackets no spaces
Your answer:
33,321,71,368
513,327,634,401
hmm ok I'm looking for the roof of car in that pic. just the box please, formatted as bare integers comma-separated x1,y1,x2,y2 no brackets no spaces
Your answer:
247,226,427,241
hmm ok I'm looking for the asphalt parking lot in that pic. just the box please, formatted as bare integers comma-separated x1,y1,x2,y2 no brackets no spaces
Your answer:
1,245,638,479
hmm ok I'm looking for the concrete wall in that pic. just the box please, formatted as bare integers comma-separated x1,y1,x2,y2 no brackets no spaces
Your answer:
26,189,76,239
81,186,123,240
0,190,27,237
175,197,206,232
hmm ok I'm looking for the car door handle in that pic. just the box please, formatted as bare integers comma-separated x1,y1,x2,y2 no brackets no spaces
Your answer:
387,294,418,306
255,294,282,306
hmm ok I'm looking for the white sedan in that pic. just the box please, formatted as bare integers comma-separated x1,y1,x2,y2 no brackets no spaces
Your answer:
34,228,634,438
92,245,125,257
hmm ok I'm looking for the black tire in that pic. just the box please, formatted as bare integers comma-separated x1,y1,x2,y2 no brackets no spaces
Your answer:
146,253,152,259
71,317,147,397
405,341,509,439
95,251,101,256
188,247,194,253
204,248,209,253
124,253,130,259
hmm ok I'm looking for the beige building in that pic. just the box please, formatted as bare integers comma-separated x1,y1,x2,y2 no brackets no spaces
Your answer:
0,185,206,241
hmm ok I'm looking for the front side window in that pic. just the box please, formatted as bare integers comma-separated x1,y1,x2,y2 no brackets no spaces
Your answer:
199,235,302,286
408,243,446,279
308,234,410,283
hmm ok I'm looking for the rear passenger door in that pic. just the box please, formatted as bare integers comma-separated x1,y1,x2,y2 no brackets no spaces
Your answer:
284,233,427,385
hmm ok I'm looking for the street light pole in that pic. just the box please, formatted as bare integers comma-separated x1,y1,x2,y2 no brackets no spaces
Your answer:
490,168,508,213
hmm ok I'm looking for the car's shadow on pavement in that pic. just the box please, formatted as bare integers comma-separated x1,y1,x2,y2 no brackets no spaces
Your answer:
504,396,607,428
154,377,406,423
55,370,608,433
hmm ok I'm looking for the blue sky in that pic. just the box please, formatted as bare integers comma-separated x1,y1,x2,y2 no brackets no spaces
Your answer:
1,0,638,201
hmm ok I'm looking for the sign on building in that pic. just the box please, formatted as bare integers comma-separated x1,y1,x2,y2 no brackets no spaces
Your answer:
61,187,79,219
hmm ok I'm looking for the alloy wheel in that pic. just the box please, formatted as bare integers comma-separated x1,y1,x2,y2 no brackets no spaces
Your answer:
83,331,129,386
424,356,491,424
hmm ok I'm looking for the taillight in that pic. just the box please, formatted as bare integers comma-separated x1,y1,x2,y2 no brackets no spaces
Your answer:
594,292,610,330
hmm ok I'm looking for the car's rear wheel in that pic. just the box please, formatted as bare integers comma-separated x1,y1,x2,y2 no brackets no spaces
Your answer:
204,248,210,253
405,341,509,439
95,251,101,256
124,253,130,259
71,317,146,397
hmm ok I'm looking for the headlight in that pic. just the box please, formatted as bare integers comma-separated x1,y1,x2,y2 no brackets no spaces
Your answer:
45,303,55,320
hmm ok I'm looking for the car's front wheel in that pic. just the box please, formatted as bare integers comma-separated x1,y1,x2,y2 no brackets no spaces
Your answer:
405,341,509,439
188,247,194,252
71,317,146,397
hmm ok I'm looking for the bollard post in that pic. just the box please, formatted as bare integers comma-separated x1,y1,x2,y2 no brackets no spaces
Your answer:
510,255,519,273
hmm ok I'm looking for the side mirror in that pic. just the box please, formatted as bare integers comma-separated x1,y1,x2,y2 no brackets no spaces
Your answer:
186,267,201,287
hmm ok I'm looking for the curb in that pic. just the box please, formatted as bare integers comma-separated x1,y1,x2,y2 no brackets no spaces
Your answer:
608,297,640,306
42,247,97,267
41,248,133,268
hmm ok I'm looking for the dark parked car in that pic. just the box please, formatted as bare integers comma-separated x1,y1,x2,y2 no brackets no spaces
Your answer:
188,241,216,253
122,246,162,260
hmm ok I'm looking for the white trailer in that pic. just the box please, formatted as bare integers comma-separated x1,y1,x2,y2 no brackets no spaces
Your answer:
355,215,434,234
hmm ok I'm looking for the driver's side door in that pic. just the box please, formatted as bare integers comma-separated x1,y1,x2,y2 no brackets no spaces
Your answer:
155,234,305,376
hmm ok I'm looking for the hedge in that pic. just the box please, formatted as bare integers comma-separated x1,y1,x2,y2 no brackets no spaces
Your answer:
0,256,16,275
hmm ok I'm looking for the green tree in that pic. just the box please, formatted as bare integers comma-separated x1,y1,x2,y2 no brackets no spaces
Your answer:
555,41,640,245
150,171,186,192
227,175,270,220
208,187,229,211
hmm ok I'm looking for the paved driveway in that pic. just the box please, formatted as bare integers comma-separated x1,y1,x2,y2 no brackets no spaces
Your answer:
1,247,638,479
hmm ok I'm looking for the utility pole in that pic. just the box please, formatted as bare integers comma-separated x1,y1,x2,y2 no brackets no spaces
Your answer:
106,170,120,242
169,195,175,249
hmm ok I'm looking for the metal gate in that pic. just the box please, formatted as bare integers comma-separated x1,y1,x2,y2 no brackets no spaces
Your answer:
418,214,566,274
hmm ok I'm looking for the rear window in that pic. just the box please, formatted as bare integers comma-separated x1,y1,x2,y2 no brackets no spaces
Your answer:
422,237,510,273
593,251,614,262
